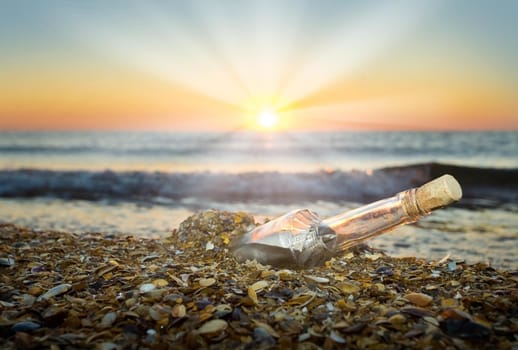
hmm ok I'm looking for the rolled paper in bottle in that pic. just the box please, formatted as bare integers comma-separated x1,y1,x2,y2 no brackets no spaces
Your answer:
415,174,462,212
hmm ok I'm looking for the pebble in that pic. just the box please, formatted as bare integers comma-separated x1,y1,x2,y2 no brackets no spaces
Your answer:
12,321,41,332
0,257,15,266
139,283,156,294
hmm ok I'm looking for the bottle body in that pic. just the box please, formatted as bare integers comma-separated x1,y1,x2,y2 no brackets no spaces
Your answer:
231,209,333,268
232,190,426,268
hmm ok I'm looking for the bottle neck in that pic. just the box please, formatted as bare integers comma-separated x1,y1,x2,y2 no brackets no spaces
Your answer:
319,189,430,253
401,188,430,219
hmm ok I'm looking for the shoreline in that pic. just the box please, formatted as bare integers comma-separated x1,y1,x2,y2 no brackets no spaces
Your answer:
2,197,517,271
1,214,517,349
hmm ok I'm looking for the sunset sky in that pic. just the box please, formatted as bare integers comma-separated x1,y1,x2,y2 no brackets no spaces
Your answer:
1,0,517,131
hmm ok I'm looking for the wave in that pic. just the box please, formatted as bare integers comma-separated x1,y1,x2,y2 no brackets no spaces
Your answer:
1,131,516,159
0,145,212,156
0,163,516,208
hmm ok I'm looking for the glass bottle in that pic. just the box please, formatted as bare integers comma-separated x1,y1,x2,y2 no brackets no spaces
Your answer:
231,174,462,268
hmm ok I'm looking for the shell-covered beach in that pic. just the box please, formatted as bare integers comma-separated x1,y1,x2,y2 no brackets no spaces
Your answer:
1,210,516,349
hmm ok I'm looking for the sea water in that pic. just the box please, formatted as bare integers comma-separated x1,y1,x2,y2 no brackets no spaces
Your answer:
0,131,517,269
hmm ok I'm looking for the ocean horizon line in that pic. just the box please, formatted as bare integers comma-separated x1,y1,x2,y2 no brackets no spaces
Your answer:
1,128,517,133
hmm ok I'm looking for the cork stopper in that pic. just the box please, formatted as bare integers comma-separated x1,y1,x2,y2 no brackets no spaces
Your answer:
415,174,462,213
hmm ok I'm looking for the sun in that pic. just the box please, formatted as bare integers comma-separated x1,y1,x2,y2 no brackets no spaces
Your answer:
257,109,278,129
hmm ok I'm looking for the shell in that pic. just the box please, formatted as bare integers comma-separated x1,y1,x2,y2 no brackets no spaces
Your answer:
250,280,268,292
172,304,186,318
149,304,170,322
196,319,228,335
329,330,346,344
388,314,406,325
248,286,259,305
214,304,232,318
304,275,330,284
405,292,433,307
252,320,279,338
152,279,169,287
99,312,117,328
37,284,72,301
199,277,216,287
337,282,360,294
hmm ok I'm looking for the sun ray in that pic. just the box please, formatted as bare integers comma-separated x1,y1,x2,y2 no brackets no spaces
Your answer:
277,0,438,109
59,0,440,130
